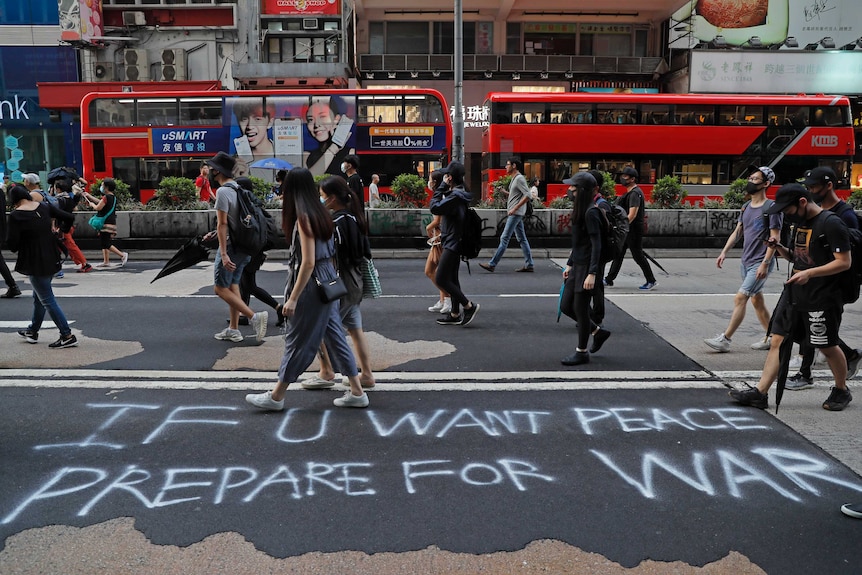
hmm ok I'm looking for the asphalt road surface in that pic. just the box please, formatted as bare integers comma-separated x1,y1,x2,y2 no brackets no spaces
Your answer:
1,254,861,574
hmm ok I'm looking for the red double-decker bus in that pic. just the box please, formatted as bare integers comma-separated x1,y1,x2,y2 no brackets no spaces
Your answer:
81,88,451,203
481,92,855,204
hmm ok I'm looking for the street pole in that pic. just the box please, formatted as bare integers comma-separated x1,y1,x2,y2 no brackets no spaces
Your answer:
453,0,464,163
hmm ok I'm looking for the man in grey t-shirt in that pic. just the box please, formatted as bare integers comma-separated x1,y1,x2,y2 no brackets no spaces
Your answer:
206,151,268,343
704,166,781,353
479,156,534,273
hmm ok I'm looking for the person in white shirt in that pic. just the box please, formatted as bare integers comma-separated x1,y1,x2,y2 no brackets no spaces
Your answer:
368,174,381,207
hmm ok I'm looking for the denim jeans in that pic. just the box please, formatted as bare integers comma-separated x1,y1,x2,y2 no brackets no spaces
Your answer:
488,214,533,268
28,274,71,337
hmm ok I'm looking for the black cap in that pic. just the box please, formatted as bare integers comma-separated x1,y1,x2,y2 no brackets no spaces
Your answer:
802,166,836,186
765,183,812,214
621,166,638,178
562,172,597,189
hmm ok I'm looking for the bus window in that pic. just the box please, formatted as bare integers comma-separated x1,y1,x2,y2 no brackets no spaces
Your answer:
180,97,222,125
513,103,544,124
136,98,178,127
89,98,133,127
410,95,445,123
813,106,844,126
674,160,713,184
718,105,762,125
641,104,670,125
596,104,636,124
550,102,591,124
675,105,716,125
358,94,401,123
596,159,634,177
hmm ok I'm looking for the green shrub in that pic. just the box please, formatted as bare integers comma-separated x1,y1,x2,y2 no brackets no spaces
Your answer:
390,173,428,208
849,188,862,210
152,176,208,210
549,196,573,210
487,175,512,209
722,178,747,209
91,177,135,209
650,175,687,209
598,172,617,202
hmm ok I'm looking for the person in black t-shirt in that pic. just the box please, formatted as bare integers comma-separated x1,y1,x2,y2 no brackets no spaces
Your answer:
731,184,853,412
342,154,364,202
603,166,657,290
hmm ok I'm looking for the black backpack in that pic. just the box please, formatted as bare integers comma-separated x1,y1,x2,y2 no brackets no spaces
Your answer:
593,201,629,265
225,182,273,256
459,207,483,261
831,205,862,304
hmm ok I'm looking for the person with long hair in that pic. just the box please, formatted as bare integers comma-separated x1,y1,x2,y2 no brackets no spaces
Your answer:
559,172,611,366
246,168,369,410
302,175,376,390
429,161,479,326
6,185,78,348
425,170,450,314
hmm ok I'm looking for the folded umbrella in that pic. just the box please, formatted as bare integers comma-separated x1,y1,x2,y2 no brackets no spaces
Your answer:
150,236,211,283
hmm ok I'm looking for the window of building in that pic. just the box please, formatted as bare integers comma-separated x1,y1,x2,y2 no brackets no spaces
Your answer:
386,22,429,54
432,22,493,54
523,23,576,55
506,22,521,54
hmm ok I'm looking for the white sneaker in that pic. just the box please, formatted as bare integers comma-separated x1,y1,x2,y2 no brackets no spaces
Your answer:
120,252,129,267
245,391,284,411
333,390,369,408
301,376,339,389
251,311,268,342
428,300,444,312
750,336,772,350
704,333,731,352
440,297,452,314
214,328,243,342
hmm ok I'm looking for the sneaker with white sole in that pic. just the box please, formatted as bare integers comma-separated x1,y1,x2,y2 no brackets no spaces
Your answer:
428,299,444,312
120,252,129,267
841,502,862,519
18,329,38,344
638,281,657,291
785,372,814,391
245,391,284,411
48,334,78,349
301,376,339,389
704,333,731,352
750,336,772,350
214,328,243,342
460,302,480,326
251,311,268,342
846,349,862,380
440,298,452,314
333,390,369,408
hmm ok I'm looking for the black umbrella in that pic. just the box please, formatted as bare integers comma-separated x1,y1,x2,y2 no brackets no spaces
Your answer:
150,236,211,283
774,334,795,413
645,252,670,276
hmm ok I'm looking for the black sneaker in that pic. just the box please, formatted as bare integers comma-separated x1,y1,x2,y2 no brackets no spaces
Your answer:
460,303,480,326
1,285,21,298
17,329,38,344
729,386,768,409
590,328,611,353
436,314,462,325
846,350,862,380
561,351,589,366
823,386,852,411
48,334,78,349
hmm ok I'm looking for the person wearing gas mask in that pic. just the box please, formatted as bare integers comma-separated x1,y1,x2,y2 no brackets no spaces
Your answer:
730,183,853,412
783,166,862,391
704,167,782,353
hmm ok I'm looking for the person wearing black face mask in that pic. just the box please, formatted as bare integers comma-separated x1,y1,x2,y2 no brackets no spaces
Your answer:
704,167,782,353
730,183,853,412
603,166,657,290
784,167,862,391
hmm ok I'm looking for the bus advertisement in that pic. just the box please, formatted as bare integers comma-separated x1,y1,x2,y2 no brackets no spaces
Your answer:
481,92,855,204
82,88,451,203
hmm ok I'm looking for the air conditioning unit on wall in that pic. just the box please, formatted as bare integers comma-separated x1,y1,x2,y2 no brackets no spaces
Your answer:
302,18,319,30
92,62,114,82
123,49,149,81
159,49,186,81
123,11,146,27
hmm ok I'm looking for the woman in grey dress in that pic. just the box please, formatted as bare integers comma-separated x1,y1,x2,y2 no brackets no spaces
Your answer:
246,168,369,410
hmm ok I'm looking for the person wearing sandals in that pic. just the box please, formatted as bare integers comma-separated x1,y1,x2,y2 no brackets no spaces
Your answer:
6,185,78,348
303,175,376,390
82,178,128,268
246,168,368,410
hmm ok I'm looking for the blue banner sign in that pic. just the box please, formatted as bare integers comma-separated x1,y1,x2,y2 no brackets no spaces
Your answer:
149,128,227,155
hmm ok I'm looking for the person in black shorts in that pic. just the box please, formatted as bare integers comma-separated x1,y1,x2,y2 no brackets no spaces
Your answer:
730,184,853,411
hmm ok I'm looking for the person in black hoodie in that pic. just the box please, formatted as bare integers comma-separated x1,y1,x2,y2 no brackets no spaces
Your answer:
6,185,77,348
0,184,22,298
429,161,480,326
